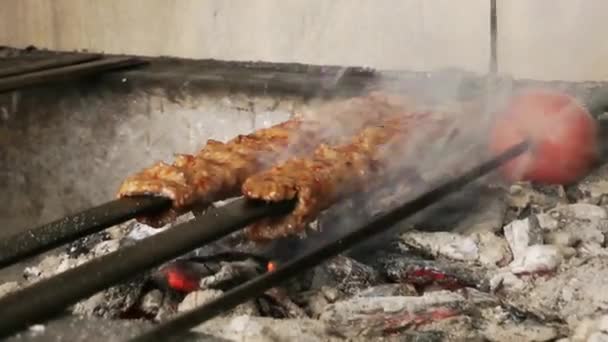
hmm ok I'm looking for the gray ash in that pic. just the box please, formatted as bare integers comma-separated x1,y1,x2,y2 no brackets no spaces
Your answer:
6,174,608,341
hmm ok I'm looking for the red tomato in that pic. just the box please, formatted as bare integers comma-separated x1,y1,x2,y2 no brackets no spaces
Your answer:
489,88,599,184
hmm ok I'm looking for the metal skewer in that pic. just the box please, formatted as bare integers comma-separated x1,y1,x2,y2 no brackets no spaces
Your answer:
0,196,171,269
130,140,530,342
0,56,147,94
0,198,295,339
0,53,102,78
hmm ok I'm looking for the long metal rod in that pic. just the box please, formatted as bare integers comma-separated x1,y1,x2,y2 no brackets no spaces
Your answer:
490,0,498,74
0,198,295,339
0,56,147,93
0,53,103,78
0,196,171,269
130,140,530,342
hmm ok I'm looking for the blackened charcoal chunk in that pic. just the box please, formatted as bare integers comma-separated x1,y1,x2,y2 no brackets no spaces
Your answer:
73,276,147,319
65,231,112,258
310,255,383,297
259,288,309,319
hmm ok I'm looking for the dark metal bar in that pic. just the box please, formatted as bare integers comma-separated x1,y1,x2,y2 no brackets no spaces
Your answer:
131,140,530,342
0,196,171,269
0,53,103,78
0,198,294,339
0,56,147,93
490,0,498,74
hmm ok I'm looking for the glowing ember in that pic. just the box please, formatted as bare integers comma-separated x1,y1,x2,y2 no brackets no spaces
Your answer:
163,266,200,293
267,261,277,273
406,267,469,290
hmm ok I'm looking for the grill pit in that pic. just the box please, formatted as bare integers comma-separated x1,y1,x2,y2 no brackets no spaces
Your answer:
2,48,608,341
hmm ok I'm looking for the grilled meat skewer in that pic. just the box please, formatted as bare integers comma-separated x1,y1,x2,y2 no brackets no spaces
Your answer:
117,93,411,227
242,110,447,242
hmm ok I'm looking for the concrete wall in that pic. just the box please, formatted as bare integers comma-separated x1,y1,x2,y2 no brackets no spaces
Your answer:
0,1,607,81
497,0,608,81
0,0,490,73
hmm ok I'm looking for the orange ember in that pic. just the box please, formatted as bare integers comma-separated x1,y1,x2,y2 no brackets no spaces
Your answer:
267,261,277,272
165,268,199,293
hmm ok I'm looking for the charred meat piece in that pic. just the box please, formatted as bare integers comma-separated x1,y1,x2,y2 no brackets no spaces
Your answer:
117,92,411,227
242,111,444,242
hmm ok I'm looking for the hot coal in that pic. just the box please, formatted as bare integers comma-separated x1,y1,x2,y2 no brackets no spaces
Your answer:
381,254,489,292
152,252,268,293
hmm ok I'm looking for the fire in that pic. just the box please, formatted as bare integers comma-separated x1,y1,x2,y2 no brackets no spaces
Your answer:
267,261,277,272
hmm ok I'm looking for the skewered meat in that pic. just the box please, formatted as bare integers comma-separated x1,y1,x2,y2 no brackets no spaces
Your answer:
242,110,446,242
116,92,411,227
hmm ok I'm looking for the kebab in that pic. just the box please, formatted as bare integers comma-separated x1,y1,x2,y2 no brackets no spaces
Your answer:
241,110,449,242
117,92,412,227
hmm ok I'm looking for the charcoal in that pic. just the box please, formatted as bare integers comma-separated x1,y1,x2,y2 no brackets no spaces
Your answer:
23,254,64,281
24,239,121,285
177,289,259,317
318,290,492,338
65,230,112,258
139,289,164,317
383,331,447,342
199,258,265,290
382,254,488,291
498,256,608,328
261,288,309,319
152,253,267,293
502,212,582,275
191,315,339,342
536,203,608,257
398,228,512,268
355,283,418,297
299,286,342,318
504,217,544,262
505,182,568,223
120,212,195,247
575,162,608,205
310,255,383,297
0,282,19,298
479,306,560,342
476,232,513,267
73,276,147,319
400,231,479,262
509,244,569,275
489,270,529,293
568,315,608,342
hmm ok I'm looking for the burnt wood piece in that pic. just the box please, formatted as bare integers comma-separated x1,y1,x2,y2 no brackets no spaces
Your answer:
0,196,171,269
130,140,530,342
0,56,147,93
0,53,102,78
0,198,294,339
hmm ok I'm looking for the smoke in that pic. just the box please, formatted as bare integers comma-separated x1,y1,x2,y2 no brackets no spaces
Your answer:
269,69,605,263
262,71,532,262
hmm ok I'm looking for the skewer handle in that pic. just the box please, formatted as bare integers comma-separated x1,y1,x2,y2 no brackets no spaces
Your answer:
0,196,171,269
